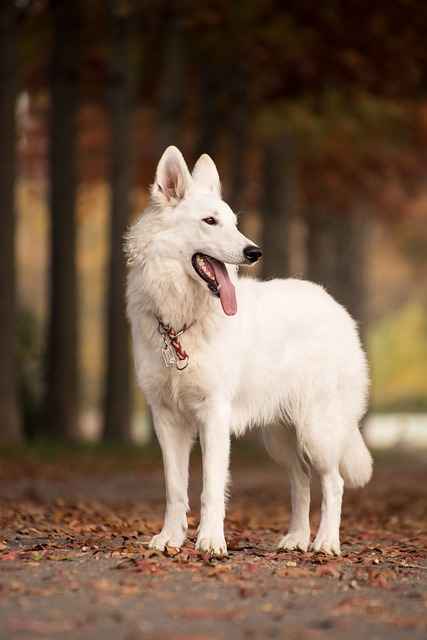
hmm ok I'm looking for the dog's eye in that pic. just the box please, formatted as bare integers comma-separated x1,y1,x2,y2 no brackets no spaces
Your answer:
202,217,217,226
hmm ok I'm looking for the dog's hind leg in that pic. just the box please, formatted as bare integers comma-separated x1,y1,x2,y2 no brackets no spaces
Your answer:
311,468,343,555
297,413,346,556
149,405,195,551
263,426,311,552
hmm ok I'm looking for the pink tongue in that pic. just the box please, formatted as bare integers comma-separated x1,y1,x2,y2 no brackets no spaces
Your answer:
209,258,237,316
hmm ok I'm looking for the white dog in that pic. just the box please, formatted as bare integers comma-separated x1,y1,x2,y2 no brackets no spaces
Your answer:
126,146,372,557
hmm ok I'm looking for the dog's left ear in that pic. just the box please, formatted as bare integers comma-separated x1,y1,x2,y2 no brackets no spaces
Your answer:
152,146,193,206
192,154,221,197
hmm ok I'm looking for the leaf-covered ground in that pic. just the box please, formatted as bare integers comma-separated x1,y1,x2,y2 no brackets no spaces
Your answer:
0,444,426,640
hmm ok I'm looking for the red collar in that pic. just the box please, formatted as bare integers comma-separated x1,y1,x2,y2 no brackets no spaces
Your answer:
157,319,195,370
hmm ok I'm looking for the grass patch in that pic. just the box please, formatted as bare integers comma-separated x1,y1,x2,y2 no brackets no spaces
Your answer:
0,438,162,472
369,301,427,411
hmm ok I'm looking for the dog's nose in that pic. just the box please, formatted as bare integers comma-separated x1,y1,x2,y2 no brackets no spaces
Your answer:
243,245,263,263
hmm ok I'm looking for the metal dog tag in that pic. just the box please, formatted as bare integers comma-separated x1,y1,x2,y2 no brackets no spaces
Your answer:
158,320,190,371
161,339,178,368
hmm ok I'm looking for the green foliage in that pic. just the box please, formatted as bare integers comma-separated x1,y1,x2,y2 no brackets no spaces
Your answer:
369,302,427,411
0,438,161,470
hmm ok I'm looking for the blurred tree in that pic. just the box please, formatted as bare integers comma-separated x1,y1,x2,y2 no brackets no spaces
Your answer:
332,209,369,327
227,62,251,212
300,94,410,328
17,308,43,440
13,0,427,436
189,5,257,210
194,54,223,160
260,132,296,279
102,0,134,442
305,207,369,326
44,0,81,440
156,7,187,153
243,1,427,308
305,207,337,291
0,4,22,443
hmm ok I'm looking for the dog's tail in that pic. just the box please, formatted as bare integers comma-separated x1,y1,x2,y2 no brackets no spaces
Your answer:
339,428,373,489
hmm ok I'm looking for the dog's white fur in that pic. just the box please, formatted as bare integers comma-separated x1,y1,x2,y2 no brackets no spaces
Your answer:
126,146,372,557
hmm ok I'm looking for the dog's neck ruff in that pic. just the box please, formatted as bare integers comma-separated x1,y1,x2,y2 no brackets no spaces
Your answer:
157,318,195,371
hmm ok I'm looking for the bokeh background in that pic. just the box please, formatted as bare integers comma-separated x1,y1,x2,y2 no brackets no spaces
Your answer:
2,0,427,449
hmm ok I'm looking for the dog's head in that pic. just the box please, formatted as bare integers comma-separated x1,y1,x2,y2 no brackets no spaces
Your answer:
144,146,261,316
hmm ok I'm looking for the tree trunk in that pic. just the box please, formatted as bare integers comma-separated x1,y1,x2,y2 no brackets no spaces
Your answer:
261,134,296,279
305,208,339,290
194,60,223,159
332,210,368,330
102,3,133,442
0,5,22,444
305,207,368,330
227,63,250,213
157,12,186,153
44,1,80,440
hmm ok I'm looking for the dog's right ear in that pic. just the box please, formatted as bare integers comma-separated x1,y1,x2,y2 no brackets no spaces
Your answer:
151,146,192,206
192,154,221,196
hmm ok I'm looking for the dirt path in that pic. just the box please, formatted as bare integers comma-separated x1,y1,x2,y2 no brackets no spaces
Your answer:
0,447,426,639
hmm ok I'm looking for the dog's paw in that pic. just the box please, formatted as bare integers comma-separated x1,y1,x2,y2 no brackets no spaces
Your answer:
311,532,341,556
277,531,310,552
196,534,228,558
149,530,185,552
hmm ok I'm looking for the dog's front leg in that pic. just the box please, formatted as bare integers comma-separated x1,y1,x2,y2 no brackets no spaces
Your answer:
196,402,231,557
149,406,194,551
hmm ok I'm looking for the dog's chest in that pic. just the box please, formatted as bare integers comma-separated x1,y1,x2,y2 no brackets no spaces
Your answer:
153,363,209,414
140,337,210,412
134,313,229,415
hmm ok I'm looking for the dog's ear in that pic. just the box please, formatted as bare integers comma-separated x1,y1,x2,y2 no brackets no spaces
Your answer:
192,154,221,196
152,146,192,205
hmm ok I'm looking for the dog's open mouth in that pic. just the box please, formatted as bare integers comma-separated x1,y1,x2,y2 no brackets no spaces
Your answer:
192,253,237,316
